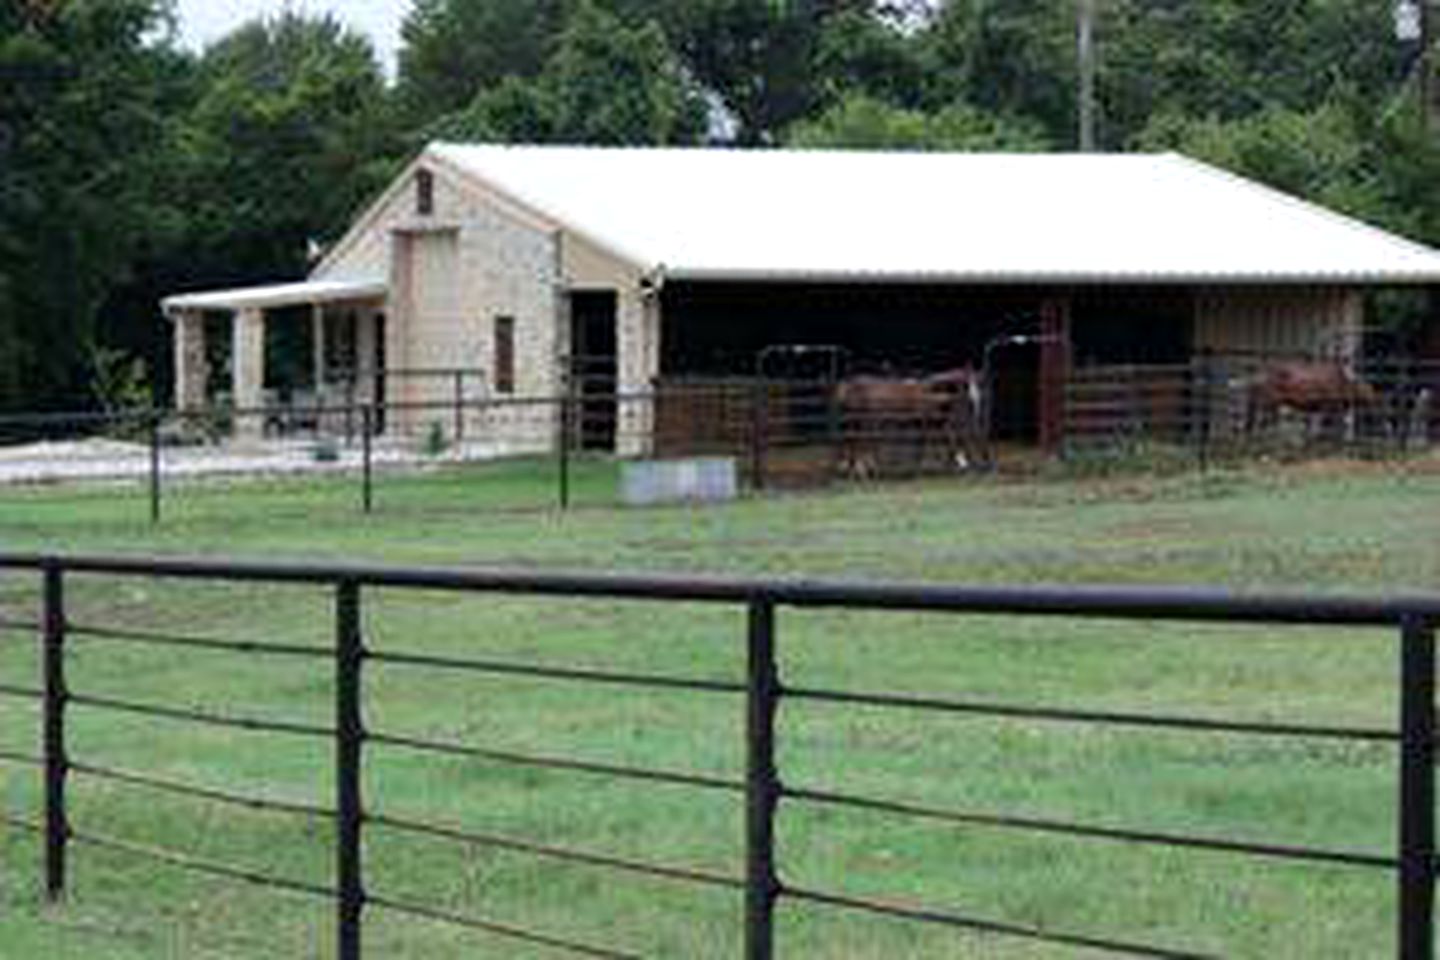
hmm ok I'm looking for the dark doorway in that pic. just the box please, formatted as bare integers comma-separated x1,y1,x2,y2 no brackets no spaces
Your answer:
373,313,388,433
570,291,618,451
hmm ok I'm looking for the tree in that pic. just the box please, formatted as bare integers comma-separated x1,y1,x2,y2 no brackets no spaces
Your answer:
920,1,1077,147
434,2,707,146
652,0,885,144
811,7,929,109
397,0,568,127
0,0,182,410
1101,0,1409,146
180,13,397,283
787,91,1050,150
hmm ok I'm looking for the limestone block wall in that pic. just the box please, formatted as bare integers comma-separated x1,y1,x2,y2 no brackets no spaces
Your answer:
460,196,561,451
315,157,659,456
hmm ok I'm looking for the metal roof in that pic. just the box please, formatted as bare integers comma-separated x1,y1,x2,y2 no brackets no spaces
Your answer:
162,279,387,315
431,143,1440,285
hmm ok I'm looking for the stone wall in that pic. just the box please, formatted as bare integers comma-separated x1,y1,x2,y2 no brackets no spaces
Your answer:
313,158,662,455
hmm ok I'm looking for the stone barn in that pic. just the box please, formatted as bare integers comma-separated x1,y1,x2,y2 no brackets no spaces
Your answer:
162,144,1440,454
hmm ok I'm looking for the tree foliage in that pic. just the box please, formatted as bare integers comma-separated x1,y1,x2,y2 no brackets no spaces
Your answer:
398,0,568,124
0,0,181,410
788,92,1050,150
181,12,396,281
433,2,707,145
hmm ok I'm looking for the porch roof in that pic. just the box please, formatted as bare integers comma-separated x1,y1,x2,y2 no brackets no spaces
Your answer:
162,278,387,316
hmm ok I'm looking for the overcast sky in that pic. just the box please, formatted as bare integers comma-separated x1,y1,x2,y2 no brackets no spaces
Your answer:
175,0,412,73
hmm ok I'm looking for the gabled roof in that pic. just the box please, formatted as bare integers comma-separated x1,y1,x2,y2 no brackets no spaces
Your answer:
429,142,1440,285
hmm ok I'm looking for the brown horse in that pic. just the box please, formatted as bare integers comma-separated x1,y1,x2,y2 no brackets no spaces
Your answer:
836,366,984,479
1247,360,1378,441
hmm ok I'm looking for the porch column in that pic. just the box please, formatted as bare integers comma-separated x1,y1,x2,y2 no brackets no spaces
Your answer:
172,310,209,411
311,303,327,389
1038,296,1073,454
355,307,379,405
232,307,266,440
615,286,659,457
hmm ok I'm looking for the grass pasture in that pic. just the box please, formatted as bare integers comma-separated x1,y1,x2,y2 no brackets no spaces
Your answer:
2,458,1439,957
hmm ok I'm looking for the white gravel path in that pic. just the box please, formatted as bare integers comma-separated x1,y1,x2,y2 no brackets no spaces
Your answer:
0,437,546,486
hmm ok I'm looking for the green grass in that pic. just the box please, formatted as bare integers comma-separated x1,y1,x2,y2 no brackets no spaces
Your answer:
2,457,1439,957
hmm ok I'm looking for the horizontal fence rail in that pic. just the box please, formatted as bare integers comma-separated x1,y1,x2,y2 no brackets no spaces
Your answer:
1,352,1437,524
0,552,1434,958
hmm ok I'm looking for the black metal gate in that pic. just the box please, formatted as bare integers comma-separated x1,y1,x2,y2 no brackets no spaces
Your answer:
0,553,1434,959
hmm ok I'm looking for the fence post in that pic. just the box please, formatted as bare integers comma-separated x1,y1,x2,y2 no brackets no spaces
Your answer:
42,563,67,901
345,380,356,447
361,405,374,516
1399,614,1435,960
751,379,769,493
1196,352,1212,473
148,410,162,525
336,580,365,960
558,381,573,511
826,382,842,483
453,371,464,446
746,594,780,960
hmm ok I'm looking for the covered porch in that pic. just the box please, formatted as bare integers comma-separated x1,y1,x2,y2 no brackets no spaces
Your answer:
161,279,387,439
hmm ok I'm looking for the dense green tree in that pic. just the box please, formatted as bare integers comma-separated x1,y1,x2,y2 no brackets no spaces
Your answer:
181,13,397,282
811,7,929,109
0,0,183,410
434,2,707,145
397,0,568,127
787,91,1050,149
920,1,1077,147
1101,0,1409,146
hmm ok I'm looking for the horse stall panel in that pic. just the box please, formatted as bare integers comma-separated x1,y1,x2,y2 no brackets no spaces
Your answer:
653,377,983,487
1065,364,1198,450
653,379,833,487
653,379,782,458
1064,353,1440,461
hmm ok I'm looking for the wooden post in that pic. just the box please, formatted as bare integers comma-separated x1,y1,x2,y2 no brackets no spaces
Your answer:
1038,297,1073,454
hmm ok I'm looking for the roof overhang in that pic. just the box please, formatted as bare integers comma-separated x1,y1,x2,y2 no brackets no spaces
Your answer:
661,267,1440,286
162,279,388,316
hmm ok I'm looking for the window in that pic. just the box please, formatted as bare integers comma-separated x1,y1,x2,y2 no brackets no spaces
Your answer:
416,169,434,216
494,316,515,394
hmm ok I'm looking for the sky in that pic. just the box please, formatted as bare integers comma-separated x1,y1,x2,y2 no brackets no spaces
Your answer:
175,0,412,74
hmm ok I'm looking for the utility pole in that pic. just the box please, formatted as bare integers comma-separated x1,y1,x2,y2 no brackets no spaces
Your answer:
1077,0,1097,151
1424,0,1436,133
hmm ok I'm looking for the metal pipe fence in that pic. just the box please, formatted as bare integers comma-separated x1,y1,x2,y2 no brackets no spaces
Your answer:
1065,354,1440,466
0,552,1435,957
0,355,1438,523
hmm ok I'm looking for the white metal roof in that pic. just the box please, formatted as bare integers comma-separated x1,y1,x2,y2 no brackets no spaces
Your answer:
162,279,387,315
431,143,1440,285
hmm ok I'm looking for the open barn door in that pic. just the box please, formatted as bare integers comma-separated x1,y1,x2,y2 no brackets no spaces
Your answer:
569,291,618,452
